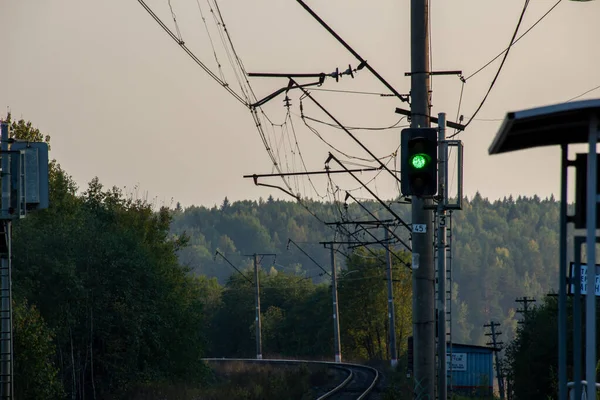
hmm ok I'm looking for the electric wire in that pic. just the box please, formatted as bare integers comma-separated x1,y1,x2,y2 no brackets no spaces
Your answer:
300,111,381,163
457,0,531,134
567,85,600,102
287,113,325,199
298,105,395,163
139,0,401,248
195,0,226,81
464,0,562,82
302,114,408,131
207,0,250,100
339,152,397,194
137,0,247,106
308,88,396,97
168,0,184,42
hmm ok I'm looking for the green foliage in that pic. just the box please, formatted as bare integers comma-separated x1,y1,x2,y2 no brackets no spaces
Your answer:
13,170,210,398
173,193,560,349
13,298,64,399
505,296,600,400
338,248,412,360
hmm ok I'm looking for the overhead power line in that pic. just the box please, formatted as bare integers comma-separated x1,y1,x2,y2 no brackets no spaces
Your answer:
456,0,531,135
465,0,562,82
302,114,408,132
567,85,600,102
137,0,247,106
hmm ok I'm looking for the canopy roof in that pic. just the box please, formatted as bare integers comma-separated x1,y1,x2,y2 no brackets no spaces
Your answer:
489,99,600,155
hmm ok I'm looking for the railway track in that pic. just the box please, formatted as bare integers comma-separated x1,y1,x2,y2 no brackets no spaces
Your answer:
204,358,380,400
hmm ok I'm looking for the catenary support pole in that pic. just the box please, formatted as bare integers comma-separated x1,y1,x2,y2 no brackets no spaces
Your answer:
385,229,398,368
331,246,342,363
437,113,447,400
254,254,262,360
410,0,435,398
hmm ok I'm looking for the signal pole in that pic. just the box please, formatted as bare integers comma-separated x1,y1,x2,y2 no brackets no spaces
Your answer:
410,0,435,399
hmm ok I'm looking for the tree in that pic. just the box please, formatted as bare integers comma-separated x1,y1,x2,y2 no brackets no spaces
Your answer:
13,174,209,398
13,299,64,399
338,248,412,360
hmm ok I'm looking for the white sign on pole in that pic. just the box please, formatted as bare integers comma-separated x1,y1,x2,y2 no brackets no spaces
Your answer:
446,353,467,371
569,263,600,296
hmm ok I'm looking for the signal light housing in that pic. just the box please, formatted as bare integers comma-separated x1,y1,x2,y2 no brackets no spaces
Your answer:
401,128,438,197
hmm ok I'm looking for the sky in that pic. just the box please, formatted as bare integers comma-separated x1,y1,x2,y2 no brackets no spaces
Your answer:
1,0,599,208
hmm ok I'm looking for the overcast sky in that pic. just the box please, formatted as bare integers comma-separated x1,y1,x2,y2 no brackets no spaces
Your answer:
1,1,599,208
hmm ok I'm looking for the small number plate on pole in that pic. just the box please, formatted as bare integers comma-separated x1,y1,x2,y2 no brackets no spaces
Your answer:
413,224,427,233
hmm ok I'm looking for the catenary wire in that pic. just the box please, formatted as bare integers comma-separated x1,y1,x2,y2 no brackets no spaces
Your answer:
465,0,562,82
302,114,408,131
137,0,247,106
567,85,600,102
195,0,226,81
455,0,531,135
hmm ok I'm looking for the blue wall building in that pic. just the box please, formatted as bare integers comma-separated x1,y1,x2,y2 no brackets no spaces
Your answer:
408,338,496,397
447,343,495,397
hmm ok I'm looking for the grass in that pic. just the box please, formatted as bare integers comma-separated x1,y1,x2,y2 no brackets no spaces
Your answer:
123,361,338,400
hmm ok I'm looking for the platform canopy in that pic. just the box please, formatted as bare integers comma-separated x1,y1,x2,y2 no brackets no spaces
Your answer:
489,98,600,155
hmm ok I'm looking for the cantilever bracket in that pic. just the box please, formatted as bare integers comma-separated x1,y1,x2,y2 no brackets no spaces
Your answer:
250,77,325,108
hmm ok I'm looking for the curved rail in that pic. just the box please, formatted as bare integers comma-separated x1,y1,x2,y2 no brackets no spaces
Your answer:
316,366,353,400
203,358,379,399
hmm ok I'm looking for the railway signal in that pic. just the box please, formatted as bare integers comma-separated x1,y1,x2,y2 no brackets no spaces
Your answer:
401,128,438,197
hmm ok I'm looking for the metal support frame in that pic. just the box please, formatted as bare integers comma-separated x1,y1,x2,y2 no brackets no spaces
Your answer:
436,113,448,400
0,122,12,400
559,117,599,400
385,228,398,368
584,116,597,399
329,245,342,363
559,144,568,400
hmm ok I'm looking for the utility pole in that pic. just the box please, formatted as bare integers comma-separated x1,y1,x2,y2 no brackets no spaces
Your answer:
385,228,398,368
244,253,275,360
485,321,505,400
410,0,435,398
330,245,342,363
0,122,12,400
515,297,536,325
253,254,262,360
436,113,447,400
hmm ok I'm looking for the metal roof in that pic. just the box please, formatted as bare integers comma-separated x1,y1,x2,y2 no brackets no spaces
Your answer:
489,98,600,155
450,343,495,353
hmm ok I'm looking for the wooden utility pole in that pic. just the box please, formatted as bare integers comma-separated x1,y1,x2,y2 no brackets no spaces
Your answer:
485,321,505,400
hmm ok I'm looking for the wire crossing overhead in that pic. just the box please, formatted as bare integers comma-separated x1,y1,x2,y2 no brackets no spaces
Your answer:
137,0,247,106
295,0,409,103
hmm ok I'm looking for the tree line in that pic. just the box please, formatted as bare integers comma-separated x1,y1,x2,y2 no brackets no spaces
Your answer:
172,191,561,346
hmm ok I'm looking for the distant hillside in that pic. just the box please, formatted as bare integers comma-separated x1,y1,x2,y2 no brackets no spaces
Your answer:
170,193,560,345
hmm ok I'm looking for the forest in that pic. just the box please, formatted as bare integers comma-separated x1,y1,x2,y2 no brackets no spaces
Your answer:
171,191,561,347
7,115,565,399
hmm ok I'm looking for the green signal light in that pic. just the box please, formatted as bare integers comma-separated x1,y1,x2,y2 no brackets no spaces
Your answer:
410,153,431,169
